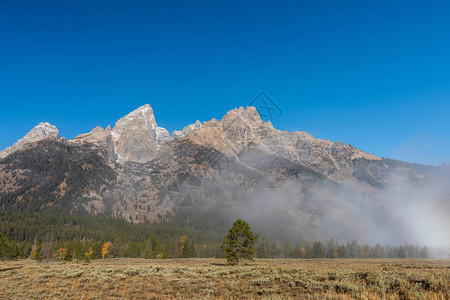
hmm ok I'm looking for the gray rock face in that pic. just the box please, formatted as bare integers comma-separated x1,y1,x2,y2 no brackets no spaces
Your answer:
183,106,380,180
0,122,60,159
72,125,117,161
70,104,170,163
156,127,171,147
73,125,111,146
172,120,202,139
110,104,170,163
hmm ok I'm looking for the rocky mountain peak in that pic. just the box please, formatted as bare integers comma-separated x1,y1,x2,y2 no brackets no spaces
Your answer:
172,120,203,139
111,104,169,163
112,104,156,134
73,126,111,145
181,106,380,179
222,106,264,124
0,122,60,159
179,106,279,158
28,122,60,139
216,107,271,140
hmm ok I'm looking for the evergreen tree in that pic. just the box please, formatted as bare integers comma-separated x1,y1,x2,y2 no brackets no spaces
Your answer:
420,246,429,259
313,241,324,258
398,246,407,258
181,240,195,258
221,219,258,265
271,242,281,258
337,245,347,258
326,239,337,258
0,233,9,259
283,240,294,258
36,241,44,262
295,244,307,258
256,236,271,258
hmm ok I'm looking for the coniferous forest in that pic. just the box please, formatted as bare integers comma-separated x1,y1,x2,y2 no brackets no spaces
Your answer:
0,209,436,261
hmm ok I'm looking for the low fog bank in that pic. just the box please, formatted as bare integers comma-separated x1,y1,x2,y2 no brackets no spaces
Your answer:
216,160,450,253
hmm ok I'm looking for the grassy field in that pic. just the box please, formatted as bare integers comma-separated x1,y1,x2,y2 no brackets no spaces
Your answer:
0,258,449,299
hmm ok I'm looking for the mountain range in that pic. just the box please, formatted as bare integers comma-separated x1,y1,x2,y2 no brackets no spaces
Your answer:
1,104,449,245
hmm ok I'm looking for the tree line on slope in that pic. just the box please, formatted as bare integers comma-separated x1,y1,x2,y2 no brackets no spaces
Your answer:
0,210,432,261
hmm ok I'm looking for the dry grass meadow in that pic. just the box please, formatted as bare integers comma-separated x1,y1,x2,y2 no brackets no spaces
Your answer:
0,258,449,299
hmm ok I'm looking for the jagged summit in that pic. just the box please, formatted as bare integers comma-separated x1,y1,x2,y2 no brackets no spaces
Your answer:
180,105,380,179
0,104,379,167
172,120,202,139
112,104,156,136
72,125,117,160
26,122,59,139
220,106,265,126
224,106,260,117
70,104,172,163
109,104,170,163
169,106,264,141
0,122,60,159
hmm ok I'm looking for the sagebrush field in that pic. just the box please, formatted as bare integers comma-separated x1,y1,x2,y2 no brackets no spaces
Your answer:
0,258,449,299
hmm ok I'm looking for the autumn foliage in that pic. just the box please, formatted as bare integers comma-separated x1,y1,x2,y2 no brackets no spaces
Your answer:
102,242,111,259
57,248,68,261
84,247,94,263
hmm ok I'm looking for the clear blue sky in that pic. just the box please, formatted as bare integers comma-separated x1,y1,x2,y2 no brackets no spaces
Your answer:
1,0,449,166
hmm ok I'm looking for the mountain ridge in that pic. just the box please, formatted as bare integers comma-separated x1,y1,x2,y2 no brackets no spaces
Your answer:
0,104,448,245
0,104,381,166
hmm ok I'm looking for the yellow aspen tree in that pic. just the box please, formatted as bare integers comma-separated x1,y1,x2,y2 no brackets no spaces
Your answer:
102,242,110,259
332,248,339,258
299,246,306,258
56,248,68,261
361,248,368,258
178,236,187,256
84,247,94,263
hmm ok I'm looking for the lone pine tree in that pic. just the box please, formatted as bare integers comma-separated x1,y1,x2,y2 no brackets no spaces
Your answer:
221,219,258,265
